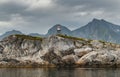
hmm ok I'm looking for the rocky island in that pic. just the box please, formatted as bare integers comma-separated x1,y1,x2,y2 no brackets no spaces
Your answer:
0,34,120,68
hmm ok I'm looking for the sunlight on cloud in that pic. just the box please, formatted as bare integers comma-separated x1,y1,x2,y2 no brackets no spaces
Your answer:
0,0,8,3
0,21,12,27
74,12,88,17
23,0,54,9
91,10,104,16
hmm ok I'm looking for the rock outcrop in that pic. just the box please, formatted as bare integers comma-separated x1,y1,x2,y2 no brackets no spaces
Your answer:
0,34,120,67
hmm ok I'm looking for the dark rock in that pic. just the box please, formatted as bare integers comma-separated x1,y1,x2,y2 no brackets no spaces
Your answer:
0,45,4,54
60,48,74,56
2,58,20,63
41,47,62,64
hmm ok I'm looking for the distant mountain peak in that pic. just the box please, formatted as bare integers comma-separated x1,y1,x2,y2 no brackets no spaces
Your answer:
54,24,62,26
92,18,105,23
29,33,45,37
92,18,108,23
92,18,100,21
11,29,18,31
5,30,22,34
0,30,23,40
53,24,63,28
101,19,105,21
72,18,120,44
7,30,22,33
46,24,71,36
89,18,110,27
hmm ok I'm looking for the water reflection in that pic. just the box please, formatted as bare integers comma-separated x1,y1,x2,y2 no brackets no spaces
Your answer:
0,68,119,77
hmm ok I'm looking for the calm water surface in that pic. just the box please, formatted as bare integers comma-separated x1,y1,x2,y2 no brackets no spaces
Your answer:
0,68,119,77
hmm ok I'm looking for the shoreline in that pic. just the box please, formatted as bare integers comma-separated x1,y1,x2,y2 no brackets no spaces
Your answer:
0,64,120,68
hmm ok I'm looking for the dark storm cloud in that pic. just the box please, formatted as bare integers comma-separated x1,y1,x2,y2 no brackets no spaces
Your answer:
0,1,27,13
0,0,27,21
0,0,120,34
55,0,120,10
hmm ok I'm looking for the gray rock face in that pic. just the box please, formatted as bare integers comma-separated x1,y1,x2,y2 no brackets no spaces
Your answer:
0,45,4,53
74,47,92,57
0,34,120,67
41,47,62,64
77,50,118,66
1,35,42,58
62,55,78,65
0,35,43,67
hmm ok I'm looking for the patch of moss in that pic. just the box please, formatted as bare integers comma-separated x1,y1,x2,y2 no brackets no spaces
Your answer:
57,34,120,46
14,34,43,41
99,40,106,44
57,34,86,41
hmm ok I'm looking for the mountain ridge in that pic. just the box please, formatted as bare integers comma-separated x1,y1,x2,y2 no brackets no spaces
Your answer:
1,18,120,44
72,19,120,43
0,30,23,40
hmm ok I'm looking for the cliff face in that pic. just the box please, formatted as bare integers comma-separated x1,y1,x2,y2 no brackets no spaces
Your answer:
0,34,120,67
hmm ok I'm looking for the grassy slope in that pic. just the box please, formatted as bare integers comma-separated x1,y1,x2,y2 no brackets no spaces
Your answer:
14,34,43,41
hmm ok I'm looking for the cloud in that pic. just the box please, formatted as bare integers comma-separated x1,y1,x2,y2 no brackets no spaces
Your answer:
0,0,120,34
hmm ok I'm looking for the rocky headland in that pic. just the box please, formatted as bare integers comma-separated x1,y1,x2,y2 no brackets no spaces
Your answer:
0,34,120,68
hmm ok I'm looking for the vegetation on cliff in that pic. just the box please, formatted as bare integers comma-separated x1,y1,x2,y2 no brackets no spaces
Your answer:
14,34,43,41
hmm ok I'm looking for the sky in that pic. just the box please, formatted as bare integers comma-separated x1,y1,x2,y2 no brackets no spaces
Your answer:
0,0,120,35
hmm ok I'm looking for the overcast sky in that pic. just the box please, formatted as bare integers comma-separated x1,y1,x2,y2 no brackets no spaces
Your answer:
0,0,120,35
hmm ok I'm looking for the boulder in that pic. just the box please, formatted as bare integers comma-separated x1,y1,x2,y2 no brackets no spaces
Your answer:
90,40,103,49
74,47,92,57
77,50,118,65
0,45,4,53
62,55,78,65
41,47,62,64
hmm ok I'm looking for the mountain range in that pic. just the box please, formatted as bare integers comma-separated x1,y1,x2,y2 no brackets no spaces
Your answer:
1,18,120,44
72,19,120,43
0,30,23,40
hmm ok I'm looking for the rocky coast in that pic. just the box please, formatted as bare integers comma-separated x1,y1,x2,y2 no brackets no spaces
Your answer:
0,34,120,68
